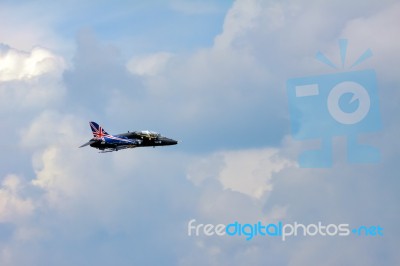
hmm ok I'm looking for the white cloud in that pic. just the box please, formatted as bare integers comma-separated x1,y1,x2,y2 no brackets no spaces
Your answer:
32,145,88,211
0,175,34,223
0,3,67,52
0,45,65,81
214,0,263,50
0,45,66,110
218,148,294,199
126,52,173,76
340,2,400,82
1,0,400,265
19,111,84,150
188,148,295,200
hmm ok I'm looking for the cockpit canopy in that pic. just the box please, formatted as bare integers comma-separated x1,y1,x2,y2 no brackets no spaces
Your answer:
136,130,161,138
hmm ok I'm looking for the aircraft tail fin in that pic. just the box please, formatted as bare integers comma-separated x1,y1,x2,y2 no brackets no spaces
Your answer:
89,121,109,139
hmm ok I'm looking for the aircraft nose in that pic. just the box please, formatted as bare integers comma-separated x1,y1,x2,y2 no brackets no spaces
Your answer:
168,139,178,145
163,137,178,145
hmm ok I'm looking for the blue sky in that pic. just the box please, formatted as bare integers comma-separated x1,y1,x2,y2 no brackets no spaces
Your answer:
0,0,400,265
1,0,233,55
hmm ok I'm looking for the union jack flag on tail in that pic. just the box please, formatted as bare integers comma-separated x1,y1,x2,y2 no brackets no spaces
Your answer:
89,121,109,139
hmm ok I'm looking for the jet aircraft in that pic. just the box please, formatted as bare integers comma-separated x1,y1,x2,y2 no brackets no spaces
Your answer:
79,121,178,152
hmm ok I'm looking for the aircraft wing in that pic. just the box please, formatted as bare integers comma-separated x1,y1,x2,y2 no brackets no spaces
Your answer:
99,144,137,153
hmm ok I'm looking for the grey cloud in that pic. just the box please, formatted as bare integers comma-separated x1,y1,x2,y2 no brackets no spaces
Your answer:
63,29,143,116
